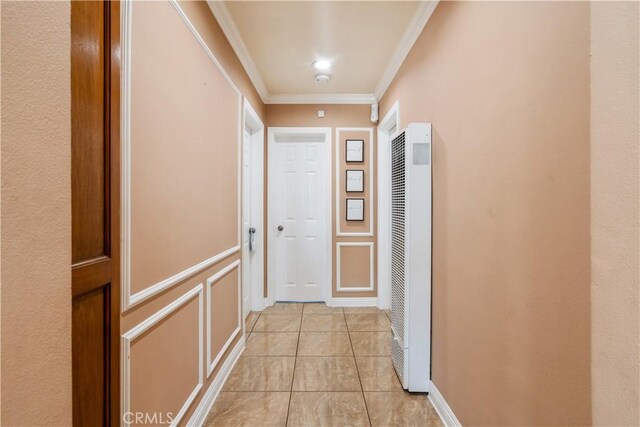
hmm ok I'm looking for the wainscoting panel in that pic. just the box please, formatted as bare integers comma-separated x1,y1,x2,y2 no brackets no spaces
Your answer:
336,242,375,292
122,285,203,426
206,260,242,378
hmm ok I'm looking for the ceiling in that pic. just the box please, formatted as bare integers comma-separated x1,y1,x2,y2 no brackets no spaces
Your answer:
208,1,438,104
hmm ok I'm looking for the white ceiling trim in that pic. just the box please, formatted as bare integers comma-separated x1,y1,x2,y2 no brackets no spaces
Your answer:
206,0,269,101
373,0,439,101
267,93,377,105
207,0,438,105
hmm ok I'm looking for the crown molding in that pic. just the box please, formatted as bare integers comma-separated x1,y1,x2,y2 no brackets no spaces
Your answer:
266,93,377,105
206,0,269,102
207,0,438,105
373,0,439,101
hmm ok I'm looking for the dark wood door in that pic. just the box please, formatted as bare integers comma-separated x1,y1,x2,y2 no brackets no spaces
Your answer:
71,1,120,425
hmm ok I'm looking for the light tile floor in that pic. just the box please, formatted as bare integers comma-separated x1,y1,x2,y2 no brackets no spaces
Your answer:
204,303,443,427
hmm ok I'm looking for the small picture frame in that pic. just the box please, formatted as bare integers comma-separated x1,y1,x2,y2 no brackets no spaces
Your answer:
346,198,365,221
345,139,364,163
346,170,364,192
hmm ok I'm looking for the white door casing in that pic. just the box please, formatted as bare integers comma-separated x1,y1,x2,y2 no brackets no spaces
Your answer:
241,128,252,319
377,101,399,310
241,99,265,316
268,128,332,303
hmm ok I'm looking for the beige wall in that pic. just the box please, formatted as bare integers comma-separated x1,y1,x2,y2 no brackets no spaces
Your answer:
0,2,73,425
266,105,377,298
128,0,240,294
590,2,640,425
380,2,591,425
179,1,264,120
121,1,264,424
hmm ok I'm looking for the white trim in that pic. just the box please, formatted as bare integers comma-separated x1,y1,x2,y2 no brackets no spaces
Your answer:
120,0,133,312
336,242,375,292
121,0,243,311
205,0,374,105
121,285,204,427
267,93,377,105
127,247,240,310
267,127,333,304
327,297,378,307
186,335,246,427
206,0,438,104
376,101,400,310
242,98,266,313
373,1,439,100
169,0,240,97
336,127,375,237
206,260,242,378
379,101,400,134
206,0,269,102
429,381,462,427
243,98,264,132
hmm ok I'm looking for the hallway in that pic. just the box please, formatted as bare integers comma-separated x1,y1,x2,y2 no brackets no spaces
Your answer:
205,304,443,426
2,1,639,425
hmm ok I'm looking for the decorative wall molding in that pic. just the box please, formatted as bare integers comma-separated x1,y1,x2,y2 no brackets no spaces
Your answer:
206,260,242,378
206,0,438,104
186,335,246,427
336,127,375,237
373,1,439,100
336,242,375,292
125,246,240,311
170,0,241,97
327,297,378,307
205,0,269,101
120,0,242,311
429,381,463,427
121,284,204,427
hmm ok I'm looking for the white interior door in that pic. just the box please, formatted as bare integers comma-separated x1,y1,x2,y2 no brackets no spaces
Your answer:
241,129,252,319
272,138,328,302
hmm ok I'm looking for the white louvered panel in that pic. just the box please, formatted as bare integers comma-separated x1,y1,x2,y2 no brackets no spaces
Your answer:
391,131,407,386
389,123,432,392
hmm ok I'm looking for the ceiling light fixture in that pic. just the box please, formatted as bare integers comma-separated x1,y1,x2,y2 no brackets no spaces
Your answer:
315,74,330,84
312,59,331,70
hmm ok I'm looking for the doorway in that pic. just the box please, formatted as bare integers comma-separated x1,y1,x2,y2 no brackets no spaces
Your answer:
70,1,120,424
241,100,265,319
267,127,332,303
377,101,399,309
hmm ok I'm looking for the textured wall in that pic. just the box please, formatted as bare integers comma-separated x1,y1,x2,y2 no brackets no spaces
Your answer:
1,2,73,425
380,2,591,425
590,2,640,425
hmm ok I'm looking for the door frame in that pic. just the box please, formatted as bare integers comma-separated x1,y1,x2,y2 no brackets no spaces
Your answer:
266,127,332,306
241,98,265,314
376,101,399,309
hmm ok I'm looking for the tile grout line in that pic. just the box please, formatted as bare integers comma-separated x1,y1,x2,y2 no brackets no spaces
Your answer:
344,308,373,427
285,306,303,426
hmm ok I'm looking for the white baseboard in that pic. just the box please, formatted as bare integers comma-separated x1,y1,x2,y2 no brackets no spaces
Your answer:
327,297,378,307
429,381,462,427
186,335,245,426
